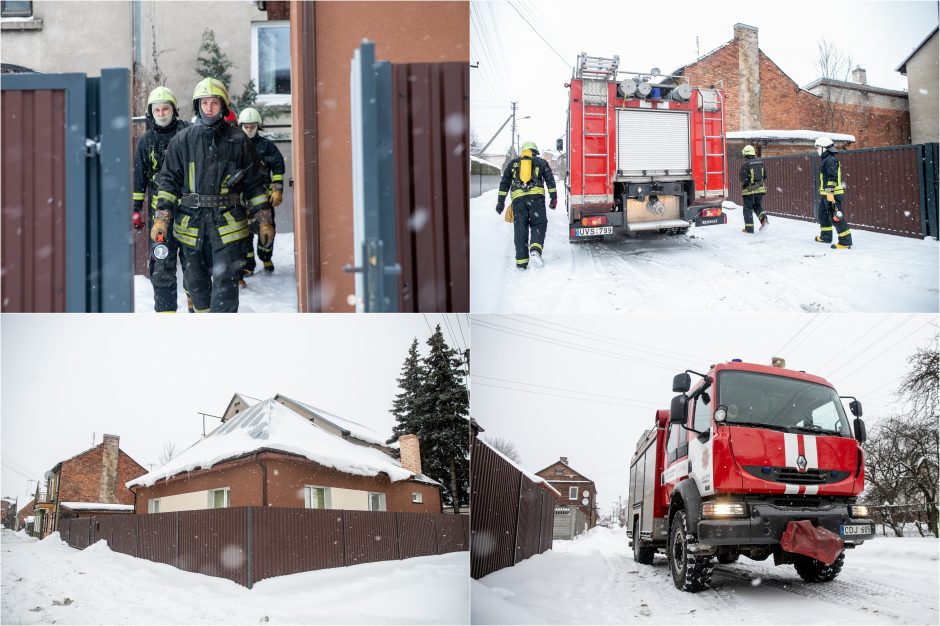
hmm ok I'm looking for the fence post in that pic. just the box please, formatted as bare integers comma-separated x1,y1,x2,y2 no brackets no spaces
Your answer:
537,491,545,554
246,507,254,589
175,512,180,568
394,512,402,560
511,471,524,565
341,510,348,566
87,517,93,548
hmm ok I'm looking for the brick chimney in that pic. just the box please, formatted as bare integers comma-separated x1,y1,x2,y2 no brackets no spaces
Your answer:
560,456,568,464
398,434,423,476
734,23,762,130
852,66,867,85
98,434,120,503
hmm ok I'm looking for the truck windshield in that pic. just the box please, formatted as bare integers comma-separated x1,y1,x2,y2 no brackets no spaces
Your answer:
716,371,851,437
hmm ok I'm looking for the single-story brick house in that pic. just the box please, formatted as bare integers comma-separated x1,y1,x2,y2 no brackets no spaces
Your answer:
127,397,441,514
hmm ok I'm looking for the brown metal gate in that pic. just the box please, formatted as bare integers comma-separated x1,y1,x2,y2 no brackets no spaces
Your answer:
393,62,470,312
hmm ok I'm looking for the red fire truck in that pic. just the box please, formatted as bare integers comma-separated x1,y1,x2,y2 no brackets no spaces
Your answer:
562,53,728,243
627,358,874,592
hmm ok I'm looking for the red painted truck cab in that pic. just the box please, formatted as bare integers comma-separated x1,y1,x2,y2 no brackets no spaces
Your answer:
628,359,873,591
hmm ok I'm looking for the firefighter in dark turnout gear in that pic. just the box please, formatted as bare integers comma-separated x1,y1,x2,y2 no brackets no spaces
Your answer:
153,78,273,312
238,107,285,278
496,141,557,269
813,136,853,249
740,145,769,234
133,86,191,312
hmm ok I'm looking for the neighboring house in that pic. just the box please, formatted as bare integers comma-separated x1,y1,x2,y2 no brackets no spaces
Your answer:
896,26,939,144
1,498,14,528
16,499,36,533
535,457,597,528
669,23,910,154
127,397,441,515
33,435,146,538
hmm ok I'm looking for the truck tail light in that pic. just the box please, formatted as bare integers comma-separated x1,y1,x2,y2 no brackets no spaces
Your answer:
582,216,608,227
702,502,746,517
850,505,870,517
699,208,722,218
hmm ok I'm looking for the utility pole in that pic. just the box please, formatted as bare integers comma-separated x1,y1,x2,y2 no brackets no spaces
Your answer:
509,101,518,158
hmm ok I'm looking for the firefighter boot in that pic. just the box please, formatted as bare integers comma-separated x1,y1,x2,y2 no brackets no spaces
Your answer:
529,248,544,268
238,277,248,288
759,214,769,231
263,260,274,274
187,295,195,313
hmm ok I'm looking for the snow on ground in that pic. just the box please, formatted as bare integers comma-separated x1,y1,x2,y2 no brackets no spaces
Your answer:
471,188,939,313
1,530,468,625
471,526,939,625
134,231,298,313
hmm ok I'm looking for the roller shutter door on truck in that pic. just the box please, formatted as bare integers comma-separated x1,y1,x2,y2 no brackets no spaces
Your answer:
617,109,691,176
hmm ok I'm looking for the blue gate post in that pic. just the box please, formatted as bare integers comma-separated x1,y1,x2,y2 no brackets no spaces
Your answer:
346,40,400,312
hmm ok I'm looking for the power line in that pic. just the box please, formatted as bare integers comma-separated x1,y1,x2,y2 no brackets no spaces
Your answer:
421,313,434,334
455,315,468,353
1,461,36,481
506,0,570,69
776,314,818,355
472,374,662,408
828,314,916,379
815,314,891,374
474,381,656,410
836,318,935,381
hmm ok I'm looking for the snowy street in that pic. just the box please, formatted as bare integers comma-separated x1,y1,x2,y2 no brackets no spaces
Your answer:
470,188,939,313
134,231,299,313
471,527,939,624
1,530,469,624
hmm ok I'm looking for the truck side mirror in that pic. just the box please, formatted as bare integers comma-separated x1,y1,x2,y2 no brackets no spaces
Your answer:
670,394,688,424
672,373,691,393
854,418,867,444
849,400,863,417
556,138,564,152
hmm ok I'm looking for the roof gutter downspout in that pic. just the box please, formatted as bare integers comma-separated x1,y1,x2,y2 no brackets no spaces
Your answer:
256,454,268,507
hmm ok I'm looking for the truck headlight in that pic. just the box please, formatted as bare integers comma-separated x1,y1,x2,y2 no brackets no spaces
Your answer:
850,505,870,517
702,502,746,517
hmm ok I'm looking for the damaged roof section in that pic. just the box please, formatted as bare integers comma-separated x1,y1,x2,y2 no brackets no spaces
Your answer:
128,398,438,488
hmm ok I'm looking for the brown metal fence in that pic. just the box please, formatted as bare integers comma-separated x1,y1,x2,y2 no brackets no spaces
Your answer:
728,144,938,239
58,507,468,588
393,62,470,312
1,88,69,311
470,436,557,580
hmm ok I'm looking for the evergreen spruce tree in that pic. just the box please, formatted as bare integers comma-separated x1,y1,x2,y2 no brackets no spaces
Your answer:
388,327,470,513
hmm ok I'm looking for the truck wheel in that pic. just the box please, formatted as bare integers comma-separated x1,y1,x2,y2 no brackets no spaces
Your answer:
633,520,654,565
668,510,714,592
793,552,845,583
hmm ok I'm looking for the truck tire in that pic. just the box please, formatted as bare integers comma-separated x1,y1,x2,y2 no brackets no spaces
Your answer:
793,552,845,583
633,520,654,565
668,510,714,592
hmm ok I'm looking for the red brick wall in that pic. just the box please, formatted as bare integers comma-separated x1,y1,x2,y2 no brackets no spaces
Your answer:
680,41,910,149
59,447,145,506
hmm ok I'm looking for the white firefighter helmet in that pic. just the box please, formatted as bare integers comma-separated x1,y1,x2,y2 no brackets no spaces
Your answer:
814,136,834,149
238,107,262,126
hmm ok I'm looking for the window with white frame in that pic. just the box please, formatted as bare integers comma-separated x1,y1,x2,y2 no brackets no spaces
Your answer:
208,488,229,509
148,498,160,513
568,487,578,500
1,1,32,17
368,492,387,512
304,485,331,509
251,20,290,105
411,492,423,504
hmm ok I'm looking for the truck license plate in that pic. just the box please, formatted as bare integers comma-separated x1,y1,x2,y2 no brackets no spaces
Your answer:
575,226,613,236
841,524,871,536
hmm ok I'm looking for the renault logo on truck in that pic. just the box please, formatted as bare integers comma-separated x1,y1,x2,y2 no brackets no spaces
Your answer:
797,455,808,472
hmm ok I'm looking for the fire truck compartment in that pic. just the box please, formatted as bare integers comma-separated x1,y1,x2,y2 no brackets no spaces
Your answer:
625,196,681,222
696,500,875,547
616,108,691,176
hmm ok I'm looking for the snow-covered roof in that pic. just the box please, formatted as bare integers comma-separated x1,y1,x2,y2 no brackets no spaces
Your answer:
802,78,908,98
59,502,134,512
479,437,561,497
471,155,502,171
128,399,434,488
726,130,856,144
279,396,391,448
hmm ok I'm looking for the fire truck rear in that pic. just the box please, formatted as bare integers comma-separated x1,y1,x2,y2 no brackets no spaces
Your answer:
627,359,874,592
564,53,728,243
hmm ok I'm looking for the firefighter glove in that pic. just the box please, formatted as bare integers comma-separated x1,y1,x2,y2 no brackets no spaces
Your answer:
825,192,835,203
504,205,514,223
132,210,143,230
150,209,171,242
495,200,505,215
256,208,276,247
549,196,558,210
270,183,284,208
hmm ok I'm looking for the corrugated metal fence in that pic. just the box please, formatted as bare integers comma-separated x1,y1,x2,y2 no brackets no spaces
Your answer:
728,143,939,239
393,62,469,312
470,436,556,580
58,507,468,588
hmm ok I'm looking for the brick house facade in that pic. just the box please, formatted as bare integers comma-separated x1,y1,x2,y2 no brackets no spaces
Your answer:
672,24,910,154
35,434,146,537
536,457,597,528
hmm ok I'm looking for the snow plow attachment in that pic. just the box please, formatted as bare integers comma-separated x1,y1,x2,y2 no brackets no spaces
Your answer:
780,520,844,565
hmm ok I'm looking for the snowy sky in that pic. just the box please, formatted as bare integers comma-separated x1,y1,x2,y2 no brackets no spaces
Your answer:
470,314,938,517
470,0,939,155
0,314,469,510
